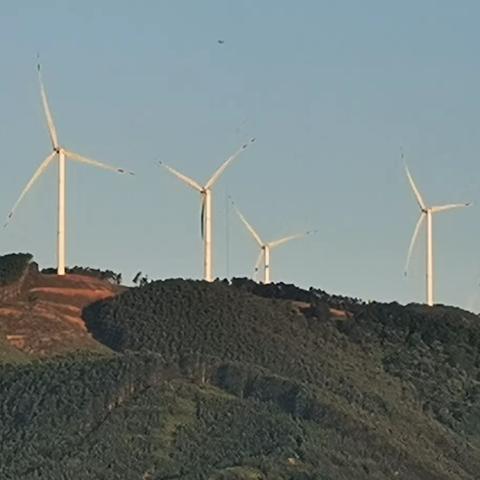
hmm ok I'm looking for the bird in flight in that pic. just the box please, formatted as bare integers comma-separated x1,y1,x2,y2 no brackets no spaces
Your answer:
217,40,225,44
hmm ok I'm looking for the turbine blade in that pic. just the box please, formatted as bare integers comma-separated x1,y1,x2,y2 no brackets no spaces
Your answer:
254,249,263,278
205,138,256,189
431,202,471,213
158,161,202,192
269,231,313,249
4,152,56,226
232,202,263,246
200,195,205,239
37,63,59,150
64,149,134,175
405,164,426,210
404,213,425,276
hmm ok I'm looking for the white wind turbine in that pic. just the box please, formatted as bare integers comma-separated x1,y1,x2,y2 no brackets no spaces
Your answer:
4,63,134,275
232,201,313,284
404,164,471,306
159,138,255,282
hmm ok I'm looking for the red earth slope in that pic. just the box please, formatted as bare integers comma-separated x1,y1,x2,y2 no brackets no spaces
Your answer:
0,272,123,358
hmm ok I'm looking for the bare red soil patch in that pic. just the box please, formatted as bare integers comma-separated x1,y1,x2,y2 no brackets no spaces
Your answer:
0,272,124,357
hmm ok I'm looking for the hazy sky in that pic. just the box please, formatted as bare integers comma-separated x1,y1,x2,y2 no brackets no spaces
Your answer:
1,1,480,309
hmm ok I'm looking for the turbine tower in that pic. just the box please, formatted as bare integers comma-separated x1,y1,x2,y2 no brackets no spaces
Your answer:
232,202,312,284
159,139,255,282
404,165,470,306
5,63,134,275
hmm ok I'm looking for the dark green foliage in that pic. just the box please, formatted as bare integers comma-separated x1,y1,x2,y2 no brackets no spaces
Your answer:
0,352,167,479
84,279,355,394
340,301,480,437
80,279,480,478
42,266,122,284
0,347,324,479
81,280,388,402
0,252,32,286
84,279,312,368
3,279,480,478
230,278,364,311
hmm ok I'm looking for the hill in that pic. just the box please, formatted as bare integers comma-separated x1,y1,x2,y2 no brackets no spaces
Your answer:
0,260,120,359
81,279,480,479
0,262,480,479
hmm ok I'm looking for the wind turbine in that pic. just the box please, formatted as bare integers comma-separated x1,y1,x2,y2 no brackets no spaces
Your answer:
232,201,313,284
4,63,134,275
159,138,255,282
404,164,471,306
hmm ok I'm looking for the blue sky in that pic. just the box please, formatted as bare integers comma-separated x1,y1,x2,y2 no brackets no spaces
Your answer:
1,1,480,309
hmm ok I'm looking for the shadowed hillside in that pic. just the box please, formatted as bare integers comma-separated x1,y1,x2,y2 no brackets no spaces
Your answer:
1,265,480,479
81,279,480,479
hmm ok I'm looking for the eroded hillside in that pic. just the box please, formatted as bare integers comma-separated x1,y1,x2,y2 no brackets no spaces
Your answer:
0,263,120,358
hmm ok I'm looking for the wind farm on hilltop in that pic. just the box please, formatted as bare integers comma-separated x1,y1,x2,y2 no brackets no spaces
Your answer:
0,61,476,308
3,5,480,479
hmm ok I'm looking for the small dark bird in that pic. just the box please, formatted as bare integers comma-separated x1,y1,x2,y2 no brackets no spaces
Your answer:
217,40,224,44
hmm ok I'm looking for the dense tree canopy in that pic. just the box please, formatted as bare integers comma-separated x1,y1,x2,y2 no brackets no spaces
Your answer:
1,277,480,478
0,252,32,286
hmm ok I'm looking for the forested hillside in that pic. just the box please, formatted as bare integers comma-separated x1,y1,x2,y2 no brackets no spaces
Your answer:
1,272,480,479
